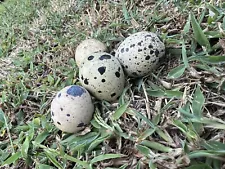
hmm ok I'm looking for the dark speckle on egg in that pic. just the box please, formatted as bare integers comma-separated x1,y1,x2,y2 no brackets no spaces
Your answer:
88,55,94,60
155,49,159,57
60,107,63,111
148,44,153,48
111,93,116,97
145,55,150,60
115,72,120,78
51,111,54,116
99,54,111,60
150,50,154,54
130,44,135,48
98,66,106,75
84,78,89,85
126,48,129,52
77,122,85,127
137,42,142,46
67,85,86,97
101,79,106,83
57,121,61,125
58,93,61,98
138,49,142,52
66,114,70,117
145,34,152,38
121,48,125,53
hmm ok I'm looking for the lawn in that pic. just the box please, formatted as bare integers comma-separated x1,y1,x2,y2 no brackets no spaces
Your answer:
0,0,225,169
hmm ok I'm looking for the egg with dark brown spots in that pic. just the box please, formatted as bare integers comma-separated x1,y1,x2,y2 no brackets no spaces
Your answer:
79,52,125,101
115,31,165,77
51,85,94,133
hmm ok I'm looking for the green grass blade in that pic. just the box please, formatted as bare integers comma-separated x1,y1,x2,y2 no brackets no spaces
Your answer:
192,85,205,118
155,128,173,143
94,108,114,131
2,151,21,166
129,109,155,128
202,140,225,150
38,164,56,169
172,120,187,133
167,64,186,79
185,163,212,169
87,134,111,152
178,107,195,118
147,89,183,98
140,140,172,153
60,132,99,145
112,101,130,120
21,136,30,158
183,13,191,34
119,164,129,169
122,0,130,23
188,150,225,159
190,12,211,49
199,55,225,64
136,145,152,157
182,40,189,68
34,130,50,144
164,90,183,98
44,151,63,169
90,154,125,164
147,89,165,97
137,128,156,142
149,160,157,169
64,154,91,169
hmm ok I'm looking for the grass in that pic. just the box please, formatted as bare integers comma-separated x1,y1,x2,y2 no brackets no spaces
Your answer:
0,0,225,168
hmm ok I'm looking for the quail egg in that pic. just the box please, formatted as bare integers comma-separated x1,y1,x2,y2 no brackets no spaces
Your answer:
75,39,107,67
79,52,125,101
115,31,165,77
51,85,94,133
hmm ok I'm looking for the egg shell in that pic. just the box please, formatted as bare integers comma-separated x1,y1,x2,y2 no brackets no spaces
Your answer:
51,85,94,133
79,52,125,101
75,39,107,67
115,31,165,77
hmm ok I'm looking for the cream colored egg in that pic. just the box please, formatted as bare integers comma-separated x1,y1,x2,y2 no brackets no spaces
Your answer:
51,85,94,133
75,39,107,67
115,31,165,77
79,52,125,101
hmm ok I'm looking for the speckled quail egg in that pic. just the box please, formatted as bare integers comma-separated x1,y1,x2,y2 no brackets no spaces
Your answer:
79,52,125,101
51,85,94,133
115,31,165,77
75,39,107,67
